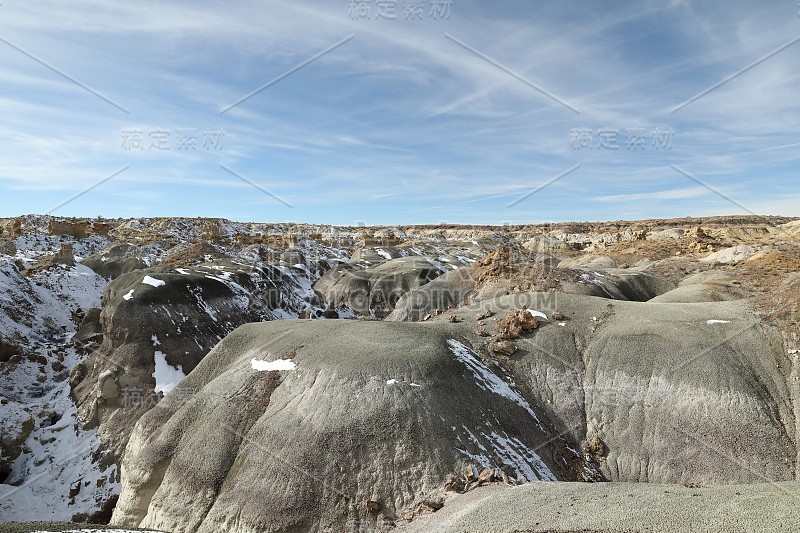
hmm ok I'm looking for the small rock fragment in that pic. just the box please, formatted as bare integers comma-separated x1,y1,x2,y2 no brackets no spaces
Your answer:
477,308,495,320
490,339,517,356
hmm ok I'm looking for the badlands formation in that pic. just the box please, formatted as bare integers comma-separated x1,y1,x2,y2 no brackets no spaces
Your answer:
0,214,799,532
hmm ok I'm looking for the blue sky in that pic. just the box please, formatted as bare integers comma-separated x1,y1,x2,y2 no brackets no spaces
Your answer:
0,0,798,225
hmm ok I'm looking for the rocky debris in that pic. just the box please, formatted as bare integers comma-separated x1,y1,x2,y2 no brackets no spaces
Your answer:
497,309,541,339
582,435,607,458
416,497,444,513
489,339,517,355
476,308,494,320
473,246,513,284
30,243,77,270
444,464,517,497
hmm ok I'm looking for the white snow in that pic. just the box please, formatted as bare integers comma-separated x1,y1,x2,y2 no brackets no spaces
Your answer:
375,248,392,260
175,268,191,275
123,289,135,300
251,358,297,371
456,422,557,482
426,258,448,272
386,378,421,387
448,339,540,424
142,275,166,287
153,350,186,394
0,351,119,521
526,309,549,321
707,319,731,324
580,273,615,299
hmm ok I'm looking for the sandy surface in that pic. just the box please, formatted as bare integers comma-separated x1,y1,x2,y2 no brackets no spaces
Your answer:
396,481,800,532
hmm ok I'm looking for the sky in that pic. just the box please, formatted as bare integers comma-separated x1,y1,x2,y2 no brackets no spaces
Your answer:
0,0,798,225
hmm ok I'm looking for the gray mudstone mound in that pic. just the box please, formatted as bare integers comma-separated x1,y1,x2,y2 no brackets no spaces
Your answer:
386,267,476,321
81,243,149,280
463,292,794,485
113,291,796,532
72,260,323,462
649,270,745,303
112,320,565,532
560,268,674,301
314,257,444,318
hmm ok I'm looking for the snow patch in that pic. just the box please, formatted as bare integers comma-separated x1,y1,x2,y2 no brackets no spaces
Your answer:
153,350,186,394
448,339,540,424
251,358,296,372
142,275,166,287
526,309,549,321
707,319,731,325
122,289,134,301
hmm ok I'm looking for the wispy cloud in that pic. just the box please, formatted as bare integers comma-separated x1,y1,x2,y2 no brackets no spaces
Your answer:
0,0,797,223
